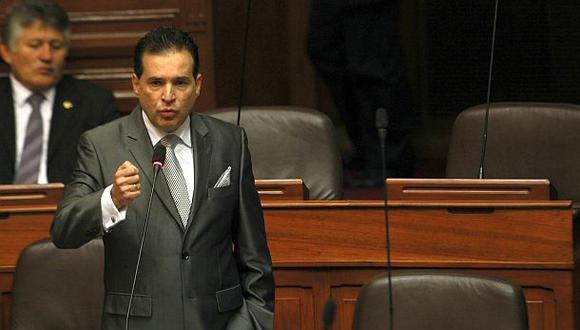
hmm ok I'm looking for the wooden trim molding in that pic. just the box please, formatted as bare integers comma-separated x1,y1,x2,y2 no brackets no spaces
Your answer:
67,68,133,81
68,8,180,23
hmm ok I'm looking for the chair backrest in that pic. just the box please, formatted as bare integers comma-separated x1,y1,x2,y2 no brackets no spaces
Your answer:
446,102,580,203
11,239,104,330
352,272,528,330
206,106,343,199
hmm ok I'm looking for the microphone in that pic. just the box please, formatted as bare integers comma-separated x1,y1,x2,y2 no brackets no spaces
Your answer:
125,144,166,330
376,108,394,330
478,0,500,179
236,0,253,126
152,145,166,169
322,298,336,330
376,108,389,154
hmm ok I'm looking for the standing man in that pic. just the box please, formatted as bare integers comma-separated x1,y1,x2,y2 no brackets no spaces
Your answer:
0,0,120,184
51,27,275,329
308,0,416,186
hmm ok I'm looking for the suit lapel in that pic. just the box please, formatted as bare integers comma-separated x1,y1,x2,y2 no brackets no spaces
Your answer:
188,113,211,228
0,78,16,171
125,107,182,226
48,77,79,162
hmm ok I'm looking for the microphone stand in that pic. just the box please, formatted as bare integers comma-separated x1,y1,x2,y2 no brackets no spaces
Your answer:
478,0,501,179
236,0,253,126
376,108,394,330
125,149,165,330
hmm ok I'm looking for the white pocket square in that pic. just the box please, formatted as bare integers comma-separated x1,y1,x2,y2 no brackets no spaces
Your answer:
214,166,231,188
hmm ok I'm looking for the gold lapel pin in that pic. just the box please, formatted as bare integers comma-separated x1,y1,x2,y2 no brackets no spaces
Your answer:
62,100,74,110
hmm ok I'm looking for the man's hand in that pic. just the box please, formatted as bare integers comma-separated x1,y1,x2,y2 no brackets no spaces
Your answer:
111,161,141,209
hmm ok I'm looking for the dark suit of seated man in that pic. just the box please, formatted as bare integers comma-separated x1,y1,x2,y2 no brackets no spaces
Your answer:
0,0,120,185
51,26,275,329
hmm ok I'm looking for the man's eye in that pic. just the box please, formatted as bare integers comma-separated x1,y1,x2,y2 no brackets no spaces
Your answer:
50,41,64,50
175,80,190,86
149,80,162,86
27,41,41,48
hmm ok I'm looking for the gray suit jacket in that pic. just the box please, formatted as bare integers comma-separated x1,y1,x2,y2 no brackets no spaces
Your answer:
51,108,275,329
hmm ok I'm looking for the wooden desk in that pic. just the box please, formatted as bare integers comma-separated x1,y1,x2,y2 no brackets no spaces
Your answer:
0,183,576,330
265,199,575,330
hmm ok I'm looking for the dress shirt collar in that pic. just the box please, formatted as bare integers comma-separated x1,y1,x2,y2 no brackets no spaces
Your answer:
10,74,55,108
141,110,192,148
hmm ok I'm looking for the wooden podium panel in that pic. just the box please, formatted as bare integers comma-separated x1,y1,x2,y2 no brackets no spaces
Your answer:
264,200,572,268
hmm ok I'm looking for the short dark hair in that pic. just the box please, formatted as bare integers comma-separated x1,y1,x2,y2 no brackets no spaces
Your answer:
1,0,70,49
133,26,200,78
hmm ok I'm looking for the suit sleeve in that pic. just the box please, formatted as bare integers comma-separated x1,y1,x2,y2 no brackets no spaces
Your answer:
51,132,106,249
228,129,275,330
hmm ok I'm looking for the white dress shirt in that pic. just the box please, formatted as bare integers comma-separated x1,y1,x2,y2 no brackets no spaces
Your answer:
11,75,56,184
101,111,195,231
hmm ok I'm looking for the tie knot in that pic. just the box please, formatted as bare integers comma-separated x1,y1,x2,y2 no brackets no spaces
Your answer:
160,134,180,148
27,93,45,109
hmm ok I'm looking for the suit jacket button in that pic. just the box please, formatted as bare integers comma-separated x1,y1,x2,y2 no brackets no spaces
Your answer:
182,252,190,260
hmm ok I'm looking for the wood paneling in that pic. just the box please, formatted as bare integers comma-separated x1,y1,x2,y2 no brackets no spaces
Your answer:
213,1,290,108
264,200,572,268
525,288,558,330
332,286,359,330
274,286,315,330
283,269,569,330
0,0,216,114
0,270,11,330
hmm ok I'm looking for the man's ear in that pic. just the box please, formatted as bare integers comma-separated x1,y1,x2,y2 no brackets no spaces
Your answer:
131,73,140,95
194,73,203,96
0,44,13,64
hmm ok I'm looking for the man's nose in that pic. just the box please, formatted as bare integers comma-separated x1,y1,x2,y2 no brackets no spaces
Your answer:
38,44,53,62
162,84,176,102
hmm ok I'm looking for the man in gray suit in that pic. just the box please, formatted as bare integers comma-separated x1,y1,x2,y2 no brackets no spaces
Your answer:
51,27,275,329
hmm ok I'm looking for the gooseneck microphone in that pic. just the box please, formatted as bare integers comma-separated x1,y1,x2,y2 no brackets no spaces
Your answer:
478,0,501,179
125,145,166,330
376,108,389,157
376,108,394,330
322,298,336,330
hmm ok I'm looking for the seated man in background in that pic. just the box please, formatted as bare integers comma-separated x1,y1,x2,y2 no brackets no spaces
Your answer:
0,0,120,184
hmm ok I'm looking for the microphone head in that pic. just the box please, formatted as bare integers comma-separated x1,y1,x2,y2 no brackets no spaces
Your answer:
322,298,336,328
375,108,389,130
152,144,166,168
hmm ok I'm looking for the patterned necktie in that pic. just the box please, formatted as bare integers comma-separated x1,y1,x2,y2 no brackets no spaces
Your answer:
159,134,191,227
14,94,45,184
